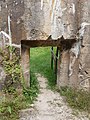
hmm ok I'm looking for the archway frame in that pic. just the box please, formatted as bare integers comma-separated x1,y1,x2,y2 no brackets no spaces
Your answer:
21,36,76,88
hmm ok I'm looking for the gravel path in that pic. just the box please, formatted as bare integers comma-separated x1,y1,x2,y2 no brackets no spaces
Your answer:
19,74,90,120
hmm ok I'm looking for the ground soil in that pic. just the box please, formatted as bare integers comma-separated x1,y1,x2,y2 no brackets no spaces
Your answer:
19,74,90,120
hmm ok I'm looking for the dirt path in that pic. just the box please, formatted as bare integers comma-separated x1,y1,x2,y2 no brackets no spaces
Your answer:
19,74,89,120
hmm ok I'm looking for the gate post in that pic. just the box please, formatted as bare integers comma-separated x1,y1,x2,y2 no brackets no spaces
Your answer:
21,44,30,88
57,49,69,87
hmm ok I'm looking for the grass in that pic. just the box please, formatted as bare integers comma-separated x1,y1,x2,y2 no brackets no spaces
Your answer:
30,47,56,89
30,47,90,114
57,87,90,113
0,72,39,120
1,46,90,120
0,46,54,120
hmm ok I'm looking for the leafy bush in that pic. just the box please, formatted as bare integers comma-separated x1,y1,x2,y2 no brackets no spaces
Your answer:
0,46,21,92
0,46,39,120
0,71,39,120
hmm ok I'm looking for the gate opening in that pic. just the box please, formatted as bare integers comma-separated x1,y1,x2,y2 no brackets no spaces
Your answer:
21,36,76,88
30,47,57,88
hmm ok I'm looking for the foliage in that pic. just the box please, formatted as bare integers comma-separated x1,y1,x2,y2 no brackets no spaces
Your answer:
0,46,21,92
30,47,90,113
0,46,39,120
30,47,56,89
0,71,39,120
58,87,90,113
0,91,28,120
23,71,39,103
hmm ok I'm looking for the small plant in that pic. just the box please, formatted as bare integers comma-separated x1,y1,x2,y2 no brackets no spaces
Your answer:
0,92,27,120
23,71,39,103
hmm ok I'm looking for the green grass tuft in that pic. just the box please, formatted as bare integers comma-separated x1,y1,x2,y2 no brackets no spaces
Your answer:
58,87,90,113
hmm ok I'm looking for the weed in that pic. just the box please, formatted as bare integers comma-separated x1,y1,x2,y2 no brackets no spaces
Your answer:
0,46,39,120
0,71,39,120
58,87,90,113
23,71,39,103
0,46,21,93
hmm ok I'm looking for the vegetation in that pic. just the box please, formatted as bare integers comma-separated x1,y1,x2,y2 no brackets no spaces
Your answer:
0,71,39,120
0,46,21,92
56,87,90,113
0,46,90,120
30,47,90,113
0,46,55,120
0,46,39,120
30,47,56,89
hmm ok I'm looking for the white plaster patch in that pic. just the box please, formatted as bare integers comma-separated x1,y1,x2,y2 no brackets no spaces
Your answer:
69,3,75,15
69,22,90,77
8,15,12,47
21,0,23,3
62,8,67,12
70,41,81,58
6,43,21,48
69,41,81,77
51,0,64,39
79,22,90,38
49,0,53,10
41,0,44,10
72,3,75,14
0,31,11,40
6,4,7,8
69,42,81,76
17,19,20,24
0,5,1,11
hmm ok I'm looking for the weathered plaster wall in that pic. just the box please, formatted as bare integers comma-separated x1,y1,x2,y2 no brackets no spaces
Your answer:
0,0,26,44
22,0,51,40
0,0,51,89
21,0,51,87
46,0,90,90
0,0,26,89
78,0,90,90
57,0,90,90
55,0,78,87
0,0,90,90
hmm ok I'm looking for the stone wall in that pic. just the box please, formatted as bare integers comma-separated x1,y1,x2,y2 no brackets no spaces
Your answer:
22,0,51,40
0,0,25,89
0,0,51,42
0,0,51,89
57,0,90,91
0,0,90,90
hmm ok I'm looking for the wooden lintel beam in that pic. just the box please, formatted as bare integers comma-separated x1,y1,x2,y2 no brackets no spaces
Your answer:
21,39,61,48
21,37,76,49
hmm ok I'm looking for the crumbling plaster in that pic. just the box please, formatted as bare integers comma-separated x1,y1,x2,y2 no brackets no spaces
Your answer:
0,0,90,90
46,0,90,90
